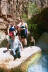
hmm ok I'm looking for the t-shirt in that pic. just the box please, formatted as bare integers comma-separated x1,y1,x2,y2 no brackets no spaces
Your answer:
20,23,27,38
9,36,22,51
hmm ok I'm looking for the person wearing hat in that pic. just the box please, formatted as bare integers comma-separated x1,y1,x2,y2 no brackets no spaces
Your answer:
7,32,23,60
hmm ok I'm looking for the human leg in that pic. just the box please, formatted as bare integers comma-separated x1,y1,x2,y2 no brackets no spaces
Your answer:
16,48,21,58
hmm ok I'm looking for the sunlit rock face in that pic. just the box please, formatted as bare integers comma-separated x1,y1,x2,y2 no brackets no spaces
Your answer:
36,32,48,51
1,0,8,15
0,31,6,43
0,46,41,69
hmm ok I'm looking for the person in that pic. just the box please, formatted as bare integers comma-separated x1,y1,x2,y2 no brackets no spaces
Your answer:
30,26,35,46
20,20,28,47
16,19,28,47
5,23,16,42
7,32,23,60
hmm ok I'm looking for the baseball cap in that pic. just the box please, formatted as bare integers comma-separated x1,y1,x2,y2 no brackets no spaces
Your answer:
9,27,15,32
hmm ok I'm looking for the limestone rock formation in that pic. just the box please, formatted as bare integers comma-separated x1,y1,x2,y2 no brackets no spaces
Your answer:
0,0,28,30
0,46,41,69
0,0,48,30
0,31,6,44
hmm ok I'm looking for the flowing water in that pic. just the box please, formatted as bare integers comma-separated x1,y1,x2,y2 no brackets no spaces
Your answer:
27,52,48,72
27,32,48,72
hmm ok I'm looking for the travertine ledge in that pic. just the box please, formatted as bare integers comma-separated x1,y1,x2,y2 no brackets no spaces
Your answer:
0,46,41,69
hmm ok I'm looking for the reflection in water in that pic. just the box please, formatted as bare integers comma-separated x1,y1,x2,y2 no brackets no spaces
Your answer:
27,52,48,72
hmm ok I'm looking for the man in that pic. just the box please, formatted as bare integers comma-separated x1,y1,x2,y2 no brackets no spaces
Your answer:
7,32,23,60
20,20,28,47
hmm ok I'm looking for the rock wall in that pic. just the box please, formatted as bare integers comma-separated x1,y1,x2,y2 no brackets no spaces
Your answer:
0,0,48,30
36,32,48,51
1,0,8,15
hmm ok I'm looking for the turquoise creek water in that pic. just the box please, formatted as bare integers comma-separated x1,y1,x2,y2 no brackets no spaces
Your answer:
27,33,48,72
27,51,48,72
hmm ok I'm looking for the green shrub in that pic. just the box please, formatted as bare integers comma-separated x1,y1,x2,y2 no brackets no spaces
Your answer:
27,3,41,40
0,39,8,48
27,17,39,40
0,68,7,72
28,2,40,17
21,13,28,21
